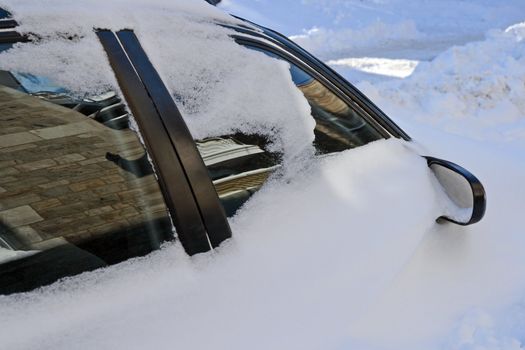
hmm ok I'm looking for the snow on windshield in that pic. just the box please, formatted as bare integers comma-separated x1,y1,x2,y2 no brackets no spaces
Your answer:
0,0,315,160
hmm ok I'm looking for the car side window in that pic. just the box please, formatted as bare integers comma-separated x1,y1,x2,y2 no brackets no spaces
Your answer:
195,45,385,217
0,70,173,294
196,46,385,217
196,134,280,217
245,45,384,154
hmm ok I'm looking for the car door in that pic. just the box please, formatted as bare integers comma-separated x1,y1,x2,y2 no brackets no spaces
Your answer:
0,18,403,294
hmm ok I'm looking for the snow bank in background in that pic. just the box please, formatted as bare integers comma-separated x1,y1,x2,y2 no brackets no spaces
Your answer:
290,20,423,60
359,22,525,146
221,0,525,60
0,0,315,160
327,57,419,79
0,139,444,350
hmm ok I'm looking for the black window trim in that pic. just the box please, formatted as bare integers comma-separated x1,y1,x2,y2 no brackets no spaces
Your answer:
97,29,232,255
223,19,411,141
114,30,232,249
233,35,392,140
0,13,28,44
0,19,17,30
0,10,27,44
0,30,28,44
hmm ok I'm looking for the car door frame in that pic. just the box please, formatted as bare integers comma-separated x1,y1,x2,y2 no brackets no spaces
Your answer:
96,29,233,255
221,19,411,141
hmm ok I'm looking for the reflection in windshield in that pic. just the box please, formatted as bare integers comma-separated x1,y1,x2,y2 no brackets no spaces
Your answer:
0,70,130,130
197,135,281,217
12,72,67,94
289,60,383,153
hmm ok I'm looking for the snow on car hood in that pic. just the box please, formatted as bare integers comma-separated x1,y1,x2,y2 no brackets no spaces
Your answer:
0,0,315,161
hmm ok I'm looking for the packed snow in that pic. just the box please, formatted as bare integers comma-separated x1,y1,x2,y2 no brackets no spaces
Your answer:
1,0,525,350
0,140,446,350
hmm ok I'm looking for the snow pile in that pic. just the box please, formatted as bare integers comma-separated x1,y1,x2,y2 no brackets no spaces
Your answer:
327,57,419,83
359,23,525,145
1,133,522,350
371,129,525,350
290,20,423,60
0,140,443,350
220,0,525,59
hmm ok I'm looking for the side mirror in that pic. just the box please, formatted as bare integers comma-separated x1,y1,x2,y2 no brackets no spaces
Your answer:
425,157,486,226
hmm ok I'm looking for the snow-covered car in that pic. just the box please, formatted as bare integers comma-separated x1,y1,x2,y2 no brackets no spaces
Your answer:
0,2,485,295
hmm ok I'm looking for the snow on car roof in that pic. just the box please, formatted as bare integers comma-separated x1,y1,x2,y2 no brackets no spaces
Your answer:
1,0,237,35
0,0,315,161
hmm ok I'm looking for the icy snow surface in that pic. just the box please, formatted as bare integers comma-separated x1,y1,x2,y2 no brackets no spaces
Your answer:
1,1,525,350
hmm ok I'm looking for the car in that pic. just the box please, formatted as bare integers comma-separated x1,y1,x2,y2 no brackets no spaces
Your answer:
0,2,485,295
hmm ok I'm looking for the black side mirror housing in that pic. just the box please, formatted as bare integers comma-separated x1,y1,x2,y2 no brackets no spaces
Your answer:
425,157,486,226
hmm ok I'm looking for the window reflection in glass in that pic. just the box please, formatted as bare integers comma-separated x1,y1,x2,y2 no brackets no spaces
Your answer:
0,71,173,294
247,46,383,154
196,134,280,217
